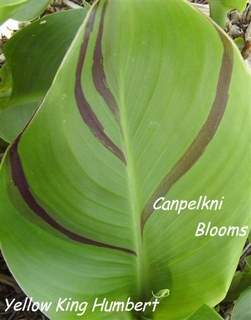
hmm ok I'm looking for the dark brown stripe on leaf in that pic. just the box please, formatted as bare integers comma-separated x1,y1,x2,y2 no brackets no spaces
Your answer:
93,1,119,119
141,29,234,229
75,3,126,163
9,138,135,256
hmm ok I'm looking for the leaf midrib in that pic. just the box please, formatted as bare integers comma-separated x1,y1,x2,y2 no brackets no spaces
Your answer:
119,91,145,298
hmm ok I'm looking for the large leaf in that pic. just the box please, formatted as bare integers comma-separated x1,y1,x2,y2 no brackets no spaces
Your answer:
225,256,251,301
0,0,50,25
0,8,88,142
232,288,251,320
0,0,251,319
186,305,223,320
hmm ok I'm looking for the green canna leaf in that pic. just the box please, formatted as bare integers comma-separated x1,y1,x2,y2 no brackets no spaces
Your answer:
225,256,251,301
0,9,88,143
0,0,50,25
187,305,223,319
0,0,250,319
0,64,12,99
232,288,251,320
0,0,27,23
